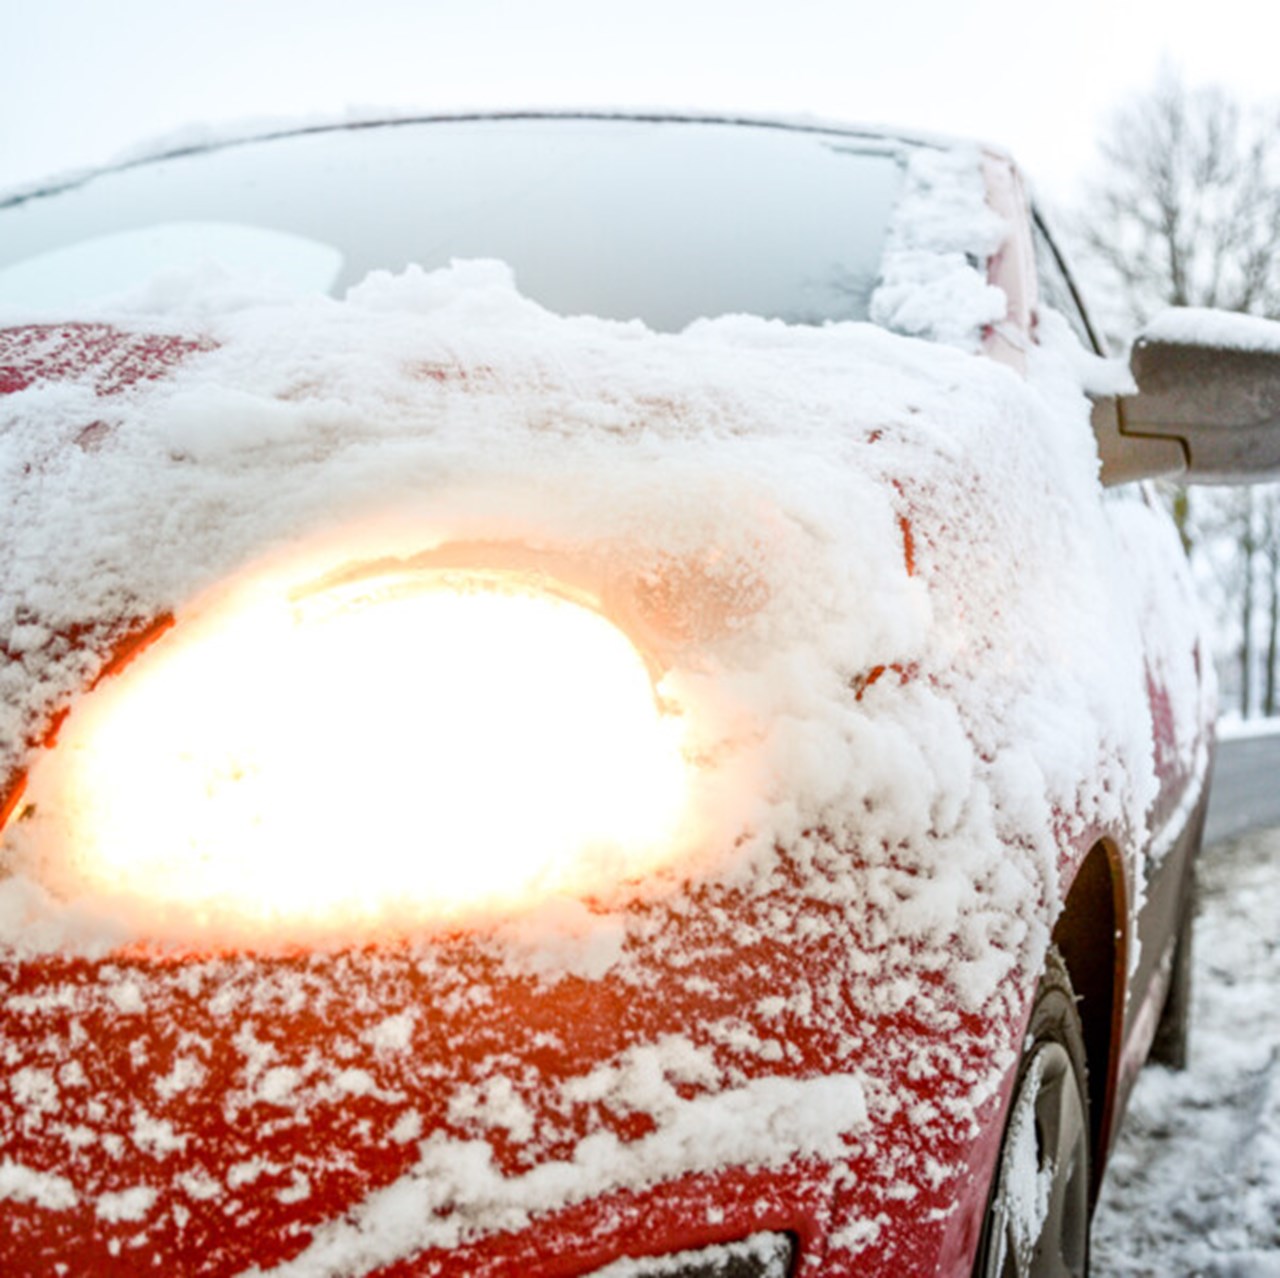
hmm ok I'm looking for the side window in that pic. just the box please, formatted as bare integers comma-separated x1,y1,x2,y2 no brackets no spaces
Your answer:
1031,217,1099,353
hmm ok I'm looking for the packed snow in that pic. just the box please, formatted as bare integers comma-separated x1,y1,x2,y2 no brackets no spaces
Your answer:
1141,306,1280,354
1093,821,1280,1276
994,1052,1055,1269
0,223,1196,964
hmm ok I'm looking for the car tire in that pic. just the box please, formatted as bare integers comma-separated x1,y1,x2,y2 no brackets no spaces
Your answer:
1148,873,1195,1070
973,947,1091,1278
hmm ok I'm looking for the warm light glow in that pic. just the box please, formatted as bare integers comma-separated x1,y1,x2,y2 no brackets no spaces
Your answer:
12,566,692,935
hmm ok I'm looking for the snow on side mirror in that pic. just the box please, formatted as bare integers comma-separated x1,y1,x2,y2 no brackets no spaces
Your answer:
1121,308,1280,484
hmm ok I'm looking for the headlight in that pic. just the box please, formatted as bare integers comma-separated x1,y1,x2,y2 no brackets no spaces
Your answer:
5,558,692,938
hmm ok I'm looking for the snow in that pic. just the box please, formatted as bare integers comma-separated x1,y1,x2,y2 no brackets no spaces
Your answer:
870,144,1009,347
363,1011,415,1054
1141,306,1280,354
0,1158,77,1210
131,1110,186,1154
1093,824,1280,1275
993,1052,1052,1272
94,1184,157,1222
0,245,1169,977
583,1232,791,1277
11,1066,59,1116
449,1076,538,1143
1215,712,1280,741
154,1055,205,1101
241,1069,867,1277
0,131,1214,1270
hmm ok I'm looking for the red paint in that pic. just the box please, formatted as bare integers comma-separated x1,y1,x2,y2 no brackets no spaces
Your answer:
898,513,916,576
0,923,1004,1276
0,324,213,397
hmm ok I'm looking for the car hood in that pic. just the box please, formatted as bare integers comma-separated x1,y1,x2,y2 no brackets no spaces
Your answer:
0,263,1188,1273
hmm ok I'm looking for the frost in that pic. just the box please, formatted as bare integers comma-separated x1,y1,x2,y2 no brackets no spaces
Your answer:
562,1037,720,1115
389,1111,423,1144
334,1069,375,1097
448,1076,536,1143
258,1067,300,1105
95,1184,157,1222
0,1159,77,1210
363,1012,414,1054
178,1171,222,1201
106,980,146,1013
131,1109,186,1155
243,1072,867,1277
228,1159,274,1189
279,1172,311,1205
11,1066,59,1115
154,1055,205,1101
829,1212,890,1254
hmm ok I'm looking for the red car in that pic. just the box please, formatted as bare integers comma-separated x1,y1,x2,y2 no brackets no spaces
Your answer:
1,114,1277,1277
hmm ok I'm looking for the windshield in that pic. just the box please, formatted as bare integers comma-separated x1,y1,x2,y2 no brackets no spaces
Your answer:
0,118,905,330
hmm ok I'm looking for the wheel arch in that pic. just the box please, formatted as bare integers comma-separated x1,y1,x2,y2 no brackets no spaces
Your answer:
1050,837,1128,1202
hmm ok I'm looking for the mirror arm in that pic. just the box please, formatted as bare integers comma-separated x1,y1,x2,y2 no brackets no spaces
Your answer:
1092,394,1188,487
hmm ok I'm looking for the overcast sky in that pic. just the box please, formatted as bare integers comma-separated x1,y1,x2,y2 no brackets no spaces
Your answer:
5,0,1278,206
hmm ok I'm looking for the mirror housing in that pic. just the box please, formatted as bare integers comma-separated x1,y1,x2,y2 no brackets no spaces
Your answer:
1117,308,1280,484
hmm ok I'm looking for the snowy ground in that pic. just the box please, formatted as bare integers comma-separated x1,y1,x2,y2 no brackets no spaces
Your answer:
1092,824,1280,1276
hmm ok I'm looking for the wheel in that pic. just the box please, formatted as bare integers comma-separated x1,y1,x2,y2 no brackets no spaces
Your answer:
973,948,1091,1278
1148,871,1195,1070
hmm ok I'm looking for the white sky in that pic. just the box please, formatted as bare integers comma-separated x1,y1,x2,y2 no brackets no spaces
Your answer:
4,0,1279,206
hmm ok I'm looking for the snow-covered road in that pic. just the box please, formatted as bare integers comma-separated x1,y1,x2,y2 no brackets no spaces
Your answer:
1092,824,1280,1276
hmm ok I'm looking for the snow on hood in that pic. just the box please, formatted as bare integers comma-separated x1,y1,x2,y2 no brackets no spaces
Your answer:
0,254,1158,994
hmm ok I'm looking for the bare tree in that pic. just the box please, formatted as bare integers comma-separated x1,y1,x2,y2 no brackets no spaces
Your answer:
1083,68,1280,330
1078,71,1280,715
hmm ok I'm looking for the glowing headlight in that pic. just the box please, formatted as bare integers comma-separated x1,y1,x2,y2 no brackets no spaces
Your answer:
10,564,691,935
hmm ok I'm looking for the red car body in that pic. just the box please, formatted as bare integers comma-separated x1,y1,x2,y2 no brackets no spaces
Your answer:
0,116,1217,1276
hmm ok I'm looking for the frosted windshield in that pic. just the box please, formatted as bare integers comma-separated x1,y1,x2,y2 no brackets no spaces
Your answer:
0,119,904,330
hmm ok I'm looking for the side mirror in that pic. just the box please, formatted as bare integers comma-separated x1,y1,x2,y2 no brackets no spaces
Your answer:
1117,308,1280,484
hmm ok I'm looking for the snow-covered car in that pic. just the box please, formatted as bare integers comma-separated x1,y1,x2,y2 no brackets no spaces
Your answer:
2,114,1279,1278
